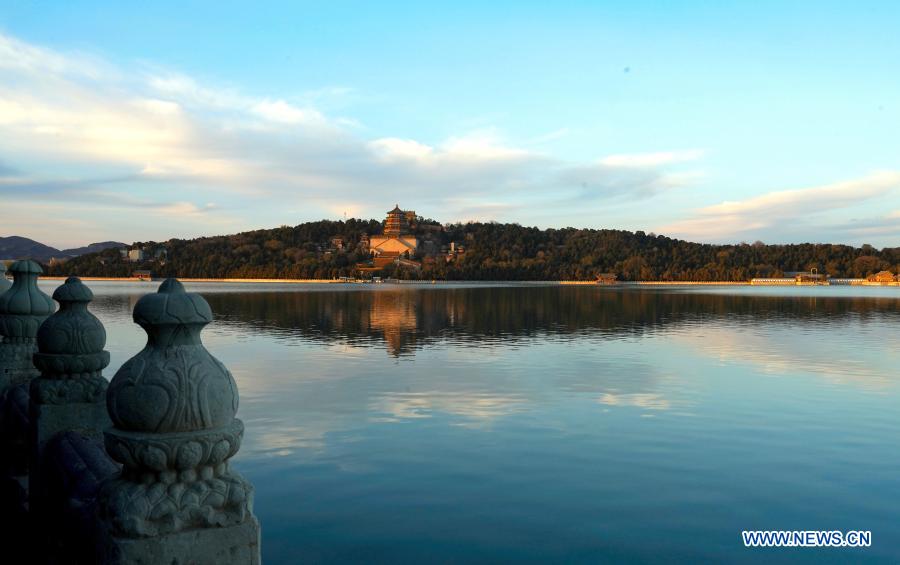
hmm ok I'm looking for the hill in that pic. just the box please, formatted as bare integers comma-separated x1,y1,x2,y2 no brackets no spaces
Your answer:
0,236,61,262
0,237,126,262
46,219,900,282
60,241,128,257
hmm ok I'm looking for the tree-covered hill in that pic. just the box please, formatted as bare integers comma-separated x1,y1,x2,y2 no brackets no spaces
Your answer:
47,218,900,281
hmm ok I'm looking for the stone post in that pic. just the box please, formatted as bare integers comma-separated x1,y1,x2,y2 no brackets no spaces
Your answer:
30,277,112,510
0,260,55,480
0,260,55,390
0,261,10,293
96,279,260,564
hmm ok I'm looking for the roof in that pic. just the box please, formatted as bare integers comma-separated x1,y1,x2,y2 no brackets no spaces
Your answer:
388,204,403,214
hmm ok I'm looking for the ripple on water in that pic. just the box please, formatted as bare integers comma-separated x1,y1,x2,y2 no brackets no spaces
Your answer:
52,281,900,564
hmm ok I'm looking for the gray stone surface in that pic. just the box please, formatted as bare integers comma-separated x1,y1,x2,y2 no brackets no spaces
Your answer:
46,431,119,509
0,260,55,342
97,278,259,563
43,431,119,563
0,261,55,482
0,262,10,293
41,432,119,564
0,383,30,477
30,277,111,509
96,515,260,565
0,260,55,388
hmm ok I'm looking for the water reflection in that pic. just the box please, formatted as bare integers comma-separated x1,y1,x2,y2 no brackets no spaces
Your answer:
43,282,900,564
198,286,900,357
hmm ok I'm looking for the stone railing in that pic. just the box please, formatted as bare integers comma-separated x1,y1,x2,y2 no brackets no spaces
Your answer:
0,262,260,564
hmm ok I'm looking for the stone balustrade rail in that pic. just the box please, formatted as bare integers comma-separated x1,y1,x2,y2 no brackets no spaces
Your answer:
0,264,260,564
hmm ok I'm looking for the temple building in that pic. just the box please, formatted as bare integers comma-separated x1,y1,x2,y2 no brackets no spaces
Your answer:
367,205,420,269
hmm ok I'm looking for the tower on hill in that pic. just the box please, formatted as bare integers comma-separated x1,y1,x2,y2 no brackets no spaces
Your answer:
359,205,421,272
383,205,410,237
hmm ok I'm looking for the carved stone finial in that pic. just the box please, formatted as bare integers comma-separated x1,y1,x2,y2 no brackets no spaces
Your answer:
107,278,237,433
0,260,55,501
29,277,111,510
0,262,10,293
99,278,254,543
0,260,55,344
32,276,110,401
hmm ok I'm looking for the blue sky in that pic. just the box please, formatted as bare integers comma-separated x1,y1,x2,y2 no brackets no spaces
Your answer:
1,1,898,248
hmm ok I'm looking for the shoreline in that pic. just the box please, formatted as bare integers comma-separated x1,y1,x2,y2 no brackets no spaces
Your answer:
36,277,753,285
35,277,897,287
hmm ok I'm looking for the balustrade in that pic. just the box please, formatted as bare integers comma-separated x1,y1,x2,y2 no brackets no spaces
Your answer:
0,272,260,564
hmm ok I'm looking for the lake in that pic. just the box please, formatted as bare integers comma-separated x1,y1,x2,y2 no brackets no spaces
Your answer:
46,281,900,563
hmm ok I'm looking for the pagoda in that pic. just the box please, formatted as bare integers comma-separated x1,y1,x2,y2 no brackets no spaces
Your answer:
360,205,420,271
383,205,410,237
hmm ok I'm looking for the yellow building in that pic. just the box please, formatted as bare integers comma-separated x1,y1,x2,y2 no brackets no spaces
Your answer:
369,205,418,259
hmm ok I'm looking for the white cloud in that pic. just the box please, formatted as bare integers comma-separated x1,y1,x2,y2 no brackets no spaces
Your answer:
153,201,217,217
440,130,532,160
134,98,182,116
661,172,900,242
251,99,325,125
146,72,242,109
0,31,705,246
0,33,108,78
702,171,899,217
369,137,435,161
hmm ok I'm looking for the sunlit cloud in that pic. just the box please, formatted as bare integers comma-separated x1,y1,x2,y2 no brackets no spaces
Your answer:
1,31,704,246
0,32,109,78
660,171,900,243
153,201,217,217
251,99,326,125
369,138,436,161
441,130,533,160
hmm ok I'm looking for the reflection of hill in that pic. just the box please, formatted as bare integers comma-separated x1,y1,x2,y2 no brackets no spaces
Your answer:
200,287,900,357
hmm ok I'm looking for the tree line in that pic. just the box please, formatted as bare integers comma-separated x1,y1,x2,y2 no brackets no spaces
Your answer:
48,219,900,282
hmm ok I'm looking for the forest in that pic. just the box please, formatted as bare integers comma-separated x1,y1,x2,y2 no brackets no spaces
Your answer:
47,218,900,282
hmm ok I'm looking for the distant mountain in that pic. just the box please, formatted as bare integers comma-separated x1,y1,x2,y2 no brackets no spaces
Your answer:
60,241,128,257
0,236,126,262
0,236,62,262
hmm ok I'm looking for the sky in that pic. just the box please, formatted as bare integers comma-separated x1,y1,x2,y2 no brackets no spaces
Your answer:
0,1,898,249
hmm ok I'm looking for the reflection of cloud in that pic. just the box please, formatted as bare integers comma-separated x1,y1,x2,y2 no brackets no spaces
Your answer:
369,391,525,424
249,424,330,455
671,326,896,391
597,393,671,410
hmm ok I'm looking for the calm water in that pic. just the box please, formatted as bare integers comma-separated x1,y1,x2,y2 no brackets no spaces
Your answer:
45,281,900,563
